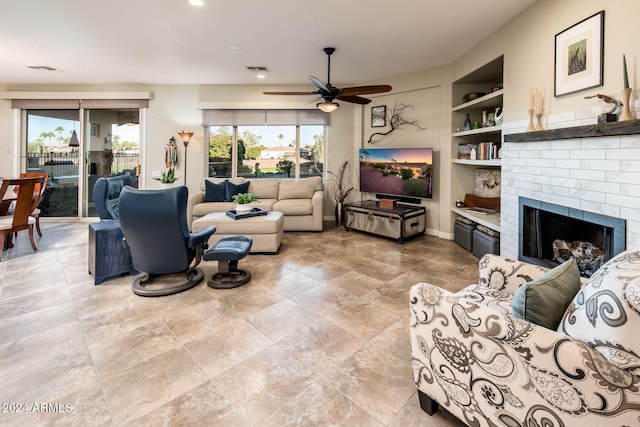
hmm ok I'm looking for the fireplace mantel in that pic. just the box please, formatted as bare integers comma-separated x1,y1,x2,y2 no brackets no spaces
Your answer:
504,118,640,142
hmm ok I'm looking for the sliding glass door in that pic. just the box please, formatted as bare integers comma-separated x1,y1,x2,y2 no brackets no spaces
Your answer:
83,108,140,217
23,108,140,218
26,109,81,217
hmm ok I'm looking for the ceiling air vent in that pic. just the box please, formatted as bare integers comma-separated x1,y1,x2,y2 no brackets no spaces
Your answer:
27,65,59,72
246,66,269,72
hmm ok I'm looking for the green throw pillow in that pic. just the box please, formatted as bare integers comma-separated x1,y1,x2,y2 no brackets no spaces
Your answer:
512,259,580,330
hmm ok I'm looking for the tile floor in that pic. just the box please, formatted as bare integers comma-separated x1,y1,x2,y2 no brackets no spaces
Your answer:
0,222,477,426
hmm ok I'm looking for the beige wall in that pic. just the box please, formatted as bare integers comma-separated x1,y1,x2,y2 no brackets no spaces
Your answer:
343,0,640,237
352,65,452,237
455,0,640,122
1,0,638,237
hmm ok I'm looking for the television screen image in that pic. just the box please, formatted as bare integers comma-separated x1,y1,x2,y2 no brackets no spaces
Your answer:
359,147,433,199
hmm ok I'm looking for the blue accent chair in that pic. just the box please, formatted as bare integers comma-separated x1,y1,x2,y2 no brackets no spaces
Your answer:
93,174,132,220
118,186,216,297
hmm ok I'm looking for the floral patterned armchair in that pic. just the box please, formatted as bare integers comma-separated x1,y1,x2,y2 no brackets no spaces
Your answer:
410,249,640,426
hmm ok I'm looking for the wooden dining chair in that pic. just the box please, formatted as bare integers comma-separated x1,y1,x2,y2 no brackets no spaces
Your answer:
0,177,45,261
19,172,48,237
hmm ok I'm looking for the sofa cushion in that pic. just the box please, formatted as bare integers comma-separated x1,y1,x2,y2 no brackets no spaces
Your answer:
512,259,581,330
204,180,227,202
249,179,279,199
278,177,322,200
560,248,640,374
273,199,313,216
252,199,277,212
193,202,235,217
225,180,250,202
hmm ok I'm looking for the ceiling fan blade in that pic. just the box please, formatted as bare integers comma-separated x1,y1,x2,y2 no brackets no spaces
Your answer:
339,85,392,96
308,76,329,92
263,91,318,95
336,95,372,105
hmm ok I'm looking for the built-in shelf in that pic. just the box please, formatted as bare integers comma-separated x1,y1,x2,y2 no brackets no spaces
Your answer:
453,159,501,166
452,89,504,112
452,207,501,232
452,125,502,138
504,119,640,142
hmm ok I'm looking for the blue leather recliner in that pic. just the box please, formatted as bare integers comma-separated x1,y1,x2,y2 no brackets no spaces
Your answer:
118,186,216,297
93,174,133,220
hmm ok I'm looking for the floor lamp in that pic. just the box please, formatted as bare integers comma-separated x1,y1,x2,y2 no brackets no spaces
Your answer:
177,131,194,185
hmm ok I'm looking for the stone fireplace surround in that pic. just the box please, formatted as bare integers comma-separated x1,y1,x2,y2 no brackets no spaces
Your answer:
518,196,626,274
499,116,640,259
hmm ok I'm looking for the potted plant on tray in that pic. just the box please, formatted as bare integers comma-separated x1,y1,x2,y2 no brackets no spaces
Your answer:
154,168,179,187
232,192,259,213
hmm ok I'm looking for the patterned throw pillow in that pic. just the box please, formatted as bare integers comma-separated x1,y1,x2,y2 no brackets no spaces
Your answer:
225,180,250,202
512,259,581,330
204,180,226,202
559,248,640,374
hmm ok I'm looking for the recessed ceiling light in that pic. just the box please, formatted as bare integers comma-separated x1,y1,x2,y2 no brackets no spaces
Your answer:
256,74,266,79
229,45,241,51
188,0,204,6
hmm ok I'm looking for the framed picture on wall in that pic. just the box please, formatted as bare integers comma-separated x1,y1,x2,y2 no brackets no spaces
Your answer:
554,10,604,97
371,105,386,127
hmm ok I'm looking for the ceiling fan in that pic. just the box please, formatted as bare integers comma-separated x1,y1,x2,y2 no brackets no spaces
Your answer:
263,47,392,112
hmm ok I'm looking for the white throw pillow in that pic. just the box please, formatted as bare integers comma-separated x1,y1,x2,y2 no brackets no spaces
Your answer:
559,248,640,374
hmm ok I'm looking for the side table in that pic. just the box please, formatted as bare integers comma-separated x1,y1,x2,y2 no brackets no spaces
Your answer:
88,220,136,285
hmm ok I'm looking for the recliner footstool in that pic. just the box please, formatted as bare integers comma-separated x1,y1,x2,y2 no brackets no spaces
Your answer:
204,235,253,289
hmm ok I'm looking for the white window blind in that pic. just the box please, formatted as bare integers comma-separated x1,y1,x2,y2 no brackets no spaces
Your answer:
202,109,329,126
11,99,148,109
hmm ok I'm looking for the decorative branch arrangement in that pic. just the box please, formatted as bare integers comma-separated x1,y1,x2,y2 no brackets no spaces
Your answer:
327,159,354,205
368,102,425,143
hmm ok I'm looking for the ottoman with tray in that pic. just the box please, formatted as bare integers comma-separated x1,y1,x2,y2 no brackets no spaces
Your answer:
192,210,283,253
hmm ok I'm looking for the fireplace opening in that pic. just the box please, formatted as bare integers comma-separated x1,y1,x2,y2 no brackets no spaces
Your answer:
519,197,626,277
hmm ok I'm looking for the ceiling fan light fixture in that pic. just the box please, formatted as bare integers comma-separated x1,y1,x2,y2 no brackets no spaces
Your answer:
317,101,339,113
117,111,139,126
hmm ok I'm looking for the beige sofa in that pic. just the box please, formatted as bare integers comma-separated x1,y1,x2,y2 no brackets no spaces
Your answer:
188,176,323,231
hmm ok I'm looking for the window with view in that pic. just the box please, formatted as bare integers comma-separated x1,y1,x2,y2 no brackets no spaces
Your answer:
203,109,329,180
208,125,324,179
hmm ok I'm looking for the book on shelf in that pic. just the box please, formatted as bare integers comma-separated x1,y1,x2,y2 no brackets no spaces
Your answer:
464,207,498,215
457,142,501,160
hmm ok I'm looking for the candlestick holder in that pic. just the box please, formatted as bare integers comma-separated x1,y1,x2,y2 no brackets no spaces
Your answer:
527,109,535,131
619,88,634,121
535,113,543,130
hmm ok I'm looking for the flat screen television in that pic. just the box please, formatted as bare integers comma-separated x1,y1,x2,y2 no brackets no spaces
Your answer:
359,147,433,200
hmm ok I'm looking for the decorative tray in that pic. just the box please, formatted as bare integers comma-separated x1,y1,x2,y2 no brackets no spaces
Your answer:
226,207,269,220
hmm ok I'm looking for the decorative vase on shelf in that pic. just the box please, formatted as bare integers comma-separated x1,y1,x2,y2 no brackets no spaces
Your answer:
464,114,472,131
619,88,634,121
